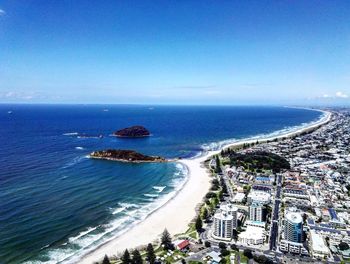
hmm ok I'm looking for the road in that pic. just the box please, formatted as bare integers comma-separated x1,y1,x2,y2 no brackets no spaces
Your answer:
220,169,235,199
269,174,282,251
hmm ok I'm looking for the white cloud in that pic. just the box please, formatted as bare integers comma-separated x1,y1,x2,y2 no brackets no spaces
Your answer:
335,91,348,98
317,91,349,100
0,91,36,100
0,9,5,16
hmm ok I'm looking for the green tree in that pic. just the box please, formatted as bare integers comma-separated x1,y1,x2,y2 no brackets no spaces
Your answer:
102,255,111,264
202,207,209,221
243,249,253,259
253,254,273,264
215,155,222,173
232,229,238,241
230,244,238,251
132,249,143,264
205,241,211,247
213,196,219,207
205,192,216,199
195,215,202,232
221,248,230,257
218,242,227,249
146,243,156,264
339,242,350,251
218,191,224,201
161,229,173,250
122,249,131,264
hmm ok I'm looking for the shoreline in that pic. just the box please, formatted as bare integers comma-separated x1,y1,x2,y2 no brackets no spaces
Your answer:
78,109,332,264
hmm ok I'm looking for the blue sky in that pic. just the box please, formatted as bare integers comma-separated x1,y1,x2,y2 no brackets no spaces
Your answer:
0,1,349,105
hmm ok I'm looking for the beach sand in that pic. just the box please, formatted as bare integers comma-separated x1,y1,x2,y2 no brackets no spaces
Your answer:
79,109,332,264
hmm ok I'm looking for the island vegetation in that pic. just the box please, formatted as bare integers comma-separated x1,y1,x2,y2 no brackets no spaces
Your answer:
114,125,150,138
90,149,167,163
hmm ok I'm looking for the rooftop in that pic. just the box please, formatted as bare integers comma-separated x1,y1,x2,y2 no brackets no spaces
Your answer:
285,212,303,224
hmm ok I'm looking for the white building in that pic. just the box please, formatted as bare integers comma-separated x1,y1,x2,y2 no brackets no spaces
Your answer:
249,203,266,222
219,204,238,228
232,192,245,203
279,240,308,255
284,212,303,243
213,211,234,241
309,195,319,207
238,226,265,245
247,191,271,205
212,203,239,241
309,230,330,259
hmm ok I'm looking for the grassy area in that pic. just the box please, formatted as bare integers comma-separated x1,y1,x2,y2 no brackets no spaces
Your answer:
186,223,198,239
156,249,187,263
238,251,249,264
220,251,249,264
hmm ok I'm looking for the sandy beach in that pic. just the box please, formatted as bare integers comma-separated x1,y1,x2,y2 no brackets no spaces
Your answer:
79,109,332,264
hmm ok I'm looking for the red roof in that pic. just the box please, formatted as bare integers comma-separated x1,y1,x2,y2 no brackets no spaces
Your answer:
177,240,190,250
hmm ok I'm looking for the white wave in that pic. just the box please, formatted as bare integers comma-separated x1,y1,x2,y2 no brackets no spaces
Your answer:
40,163,188,264
68,226,99,243
111,203,139,215
111,207,126,215
62,132,79,136
27,151,189,264
75,147,84,150
143,193,159,198
199,109,329,155
152,186,166,193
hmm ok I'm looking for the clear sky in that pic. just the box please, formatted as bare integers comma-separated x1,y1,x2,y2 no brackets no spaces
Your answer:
0,1,349,105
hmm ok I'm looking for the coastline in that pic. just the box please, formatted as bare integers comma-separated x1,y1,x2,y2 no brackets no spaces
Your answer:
78,109,332,264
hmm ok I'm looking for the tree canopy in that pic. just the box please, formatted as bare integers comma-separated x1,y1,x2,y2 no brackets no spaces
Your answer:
339,242,350,251
161,229,173,250
195,215,203,232
102,255,111,264
146,243,156,264
122,249,131,264
132,249,143,264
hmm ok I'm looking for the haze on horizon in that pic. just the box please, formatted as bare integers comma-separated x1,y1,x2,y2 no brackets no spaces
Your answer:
0,1,349,106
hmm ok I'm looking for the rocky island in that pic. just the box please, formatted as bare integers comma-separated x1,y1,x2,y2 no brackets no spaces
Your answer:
89,149,167,163
114,126,150,138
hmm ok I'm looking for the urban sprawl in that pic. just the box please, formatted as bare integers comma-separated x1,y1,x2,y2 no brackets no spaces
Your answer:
100,108,350,264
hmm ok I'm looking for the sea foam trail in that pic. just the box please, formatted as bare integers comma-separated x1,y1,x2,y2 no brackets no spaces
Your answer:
61,156,86,169
75,147,84,150
63,132,79,136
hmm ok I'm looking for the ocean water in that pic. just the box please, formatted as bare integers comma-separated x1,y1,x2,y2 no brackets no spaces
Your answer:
0,105,322,263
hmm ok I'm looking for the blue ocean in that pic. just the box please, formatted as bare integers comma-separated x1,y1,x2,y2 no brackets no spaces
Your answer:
0,105,322,263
